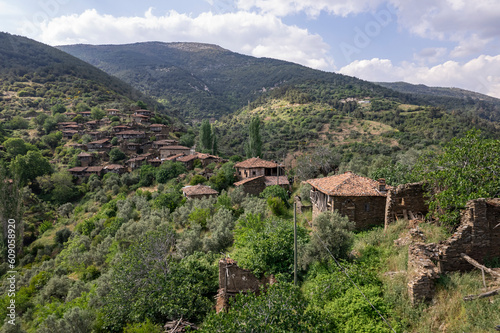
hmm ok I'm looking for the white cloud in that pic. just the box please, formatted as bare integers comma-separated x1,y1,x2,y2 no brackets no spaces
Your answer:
339,55,500,98
238,0,500,56
413,47,448,64
34,8,334,71
237,0,385,17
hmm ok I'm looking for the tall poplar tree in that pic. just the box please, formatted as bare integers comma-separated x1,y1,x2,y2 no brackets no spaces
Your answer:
246,116,262,158
199,120,212,153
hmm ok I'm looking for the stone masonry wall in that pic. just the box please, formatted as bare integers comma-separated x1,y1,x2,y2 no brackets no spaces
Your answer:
407,198,500,304
216,258,275,313
385,182,428,229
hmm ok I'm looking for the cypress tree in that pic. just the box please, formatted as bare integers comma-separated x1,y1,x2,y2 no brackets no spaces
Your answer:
246,116,262,158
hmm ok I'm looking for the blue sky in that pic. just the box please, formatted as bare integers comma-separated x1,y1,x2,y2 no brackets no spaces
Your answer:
1,0,500,98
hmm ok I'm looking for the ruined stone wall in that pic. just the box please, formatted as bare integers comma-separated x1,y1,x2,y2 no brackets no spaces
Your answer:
216,258,274,313
238,179,266,196
439,198,500,272
407,243,440,304
407,198,500,304
385,182,428,229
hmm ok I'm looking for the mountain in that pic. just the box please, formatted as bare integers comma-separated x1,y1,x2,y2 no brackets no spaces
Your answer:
0,32,161,115
375,81,500,122
58,42,500,122
57,42,404,119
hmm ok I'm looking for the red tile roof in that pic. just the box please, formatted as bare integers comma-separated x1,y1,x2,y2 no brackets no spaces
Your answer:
160,145,190,150
104,164,125,170
85,166,104,172
177,154,198,162
88,139,110,145
234,176,264,186
235,157,278,169
68,167,87,172
78,152,92,157
306,172,389,197
164,153,185,161
116,130,145,135
182,184,218,196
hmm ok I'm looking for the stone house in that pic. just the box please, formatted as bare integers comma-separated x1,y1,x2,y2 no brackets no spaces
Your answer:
116,130,146,141
79,111,92,118
182,184,218,199
234,157,283,180
306,171,389,229
177,154,199,170
103,164,126,175
77,152,93,167
196,153,220,167
85,120,100,130
234,175,290,196
83,166,104,177
234,176,266,196
68,166,87,178
62,130,79,140
149,124,168,134
112,125,132,133
106,109,120,116
152,139,179,150
134,109,153,117
160,146,191,159
131,114,150,125
86,139,112,152
126,155,149,170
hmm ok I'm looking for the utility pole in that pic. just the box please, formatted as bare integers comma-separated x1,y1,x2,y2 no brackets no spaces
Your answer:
294,202,297,286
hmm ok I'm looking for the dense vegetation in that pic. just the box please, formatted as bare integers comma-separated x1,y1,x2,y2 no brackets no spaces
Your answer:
0,33,499,332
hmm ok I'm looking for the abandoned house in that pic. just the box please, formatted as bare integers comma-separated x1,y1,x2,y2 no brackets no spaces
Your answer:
306,171,390,229
182,184,218,199
115,130,146,141
234,175,290,196
86,139,112,152
149,123,169,134
160,145,191,159
152,139,179,150
234,157,284,180
77,152,93,167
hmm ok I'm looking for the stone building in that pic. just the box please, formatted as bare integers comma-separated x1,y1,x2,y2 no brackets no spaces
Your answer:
385,182,429,229
160,145,191,159
306,171,389,229
234,176,267,196
182,184,218,199
407,198,500,303
234,157,283,180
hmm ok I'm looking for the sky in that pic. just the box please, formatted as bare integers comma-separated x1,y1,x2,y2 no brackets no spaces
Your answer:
1,0,500,98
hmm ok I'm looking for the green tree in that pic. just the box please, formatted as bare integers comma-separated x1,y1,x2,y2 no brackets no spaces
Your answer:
91,106,105,120
199,120,212,153
42,131,63,149
414,129,500,226
156,161,187,184
233,215,308,277
260,185,289,207
100,228,217,332
51,104,66,115
43,117,57,134
109,148,126,162
10,150,52,184
3,138,35,158
8,116,29,130
302,211,354,268
201,283,330,332
245,116,262,158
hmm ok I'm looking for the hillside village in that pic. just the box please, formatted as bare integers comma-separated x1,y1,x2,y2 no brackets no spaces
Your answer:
0,32,499,333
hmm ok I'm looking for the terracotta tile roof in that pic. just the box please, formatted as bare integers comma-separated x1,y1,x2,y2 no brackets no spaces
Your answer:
182,184,218,196
150,123,166,127
164,153,185,161
78,152,92,157
116,130,145,135
264,176,290,186
306,171,389,197
88,139,110,145
85,166,104,172
177,154,198,162
234,176,264,186
132,114,150,118
160,145,190,150
235,157,278,169
196,153,219,160
68,167,87,172
104,164,125,170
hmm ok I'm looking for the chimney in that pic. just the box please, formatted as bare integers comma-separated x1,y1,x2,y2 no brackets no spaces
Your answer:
378,179,386,192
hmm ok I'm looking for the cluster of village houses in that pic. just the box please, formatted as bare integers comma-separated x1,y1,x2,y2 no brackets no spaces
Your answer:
61,108,415,227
